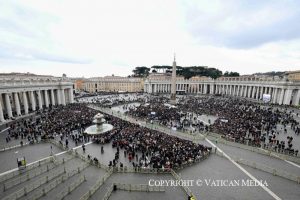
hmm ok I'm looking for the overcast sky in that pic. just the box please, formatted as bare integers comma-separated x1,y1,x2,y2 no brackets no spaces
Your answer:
0,0,299,78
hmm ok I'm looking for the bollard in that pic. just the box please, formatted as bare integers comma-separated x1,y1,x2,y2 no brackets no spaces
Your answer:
27,173,30,181
272,169,276,176
42,188,46,196
63,158,65,163
84,175,86,181
78,167,80,173
47,165,49,171
24,187,27,196
68,186,71,194
64,167,66,173
46,176,49,183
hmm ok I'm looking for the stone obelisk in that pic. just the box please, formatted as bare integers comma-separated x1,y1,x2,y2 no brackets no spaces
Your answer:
170,54,176,104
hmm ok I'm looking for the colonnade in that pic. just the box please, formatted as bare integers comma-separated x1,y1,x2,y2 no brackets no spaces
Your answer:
144,81,300,106
0,88,74,122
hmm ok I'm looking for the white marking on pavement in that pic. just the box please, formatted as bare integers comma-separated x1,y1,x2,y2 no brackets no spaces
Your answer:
268,151,300,169
0,141,93,178
0,127,10,134
206,138,282,200
284,160,300,169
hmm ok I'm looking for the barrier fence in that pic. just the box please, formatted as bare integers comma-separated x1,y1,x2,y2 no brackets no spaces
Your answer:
0,156,55,183
102,183,165,200
24,163,89,200
3,163,56,191
115,183,165,192
56,175,86,200
2,168,65,200
80,170,113,200
170,169,195,199
215,150,300,184
102,184,114,200
210,136,300,164
71,149,109,171
112,166,171,174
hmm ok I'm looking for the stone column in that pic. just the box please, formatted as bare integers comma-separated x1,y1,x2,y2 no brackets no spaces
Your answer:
5,94,13,118
14,93,21,116
292,89,300,105
247,86,251,98
23,92,29,115
57,90,62,105
44,90,49,107
0,96,4,122
273,88,278,103
251,86,256,99
283,89,292,105
51,89,55,105
30,91,36,111
232,85,235,96
69,88,74,103
210,84,214,94
243,86,247,97
278,89,285,105
37,90,43,110
240,85,244,96
260,87,263,100
61,89,66,106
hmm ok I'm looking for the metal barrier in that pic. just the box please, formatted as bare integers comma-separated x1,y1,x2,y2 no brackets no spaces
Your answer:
80,170,113,200
112,166,171,174
3,163,56,191
102,184,114,200
0,139,42,152
26,163,89,200
71,149,109,171
101,183,165,200
171,169,196,199
0,156,55,183
47,139,69,151
2,168,65,200
210,136,300,164
56,175,86,200
215,150,300,184
115,183,165,192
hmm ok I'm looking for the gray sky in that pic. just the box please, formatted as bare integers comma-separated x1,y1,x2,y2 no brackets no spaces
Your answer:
0,0,299,77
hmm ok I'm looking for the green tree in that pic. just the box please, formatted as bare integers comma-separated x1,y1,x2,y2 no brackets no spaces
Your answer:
224,71,240,77
132,66,150,77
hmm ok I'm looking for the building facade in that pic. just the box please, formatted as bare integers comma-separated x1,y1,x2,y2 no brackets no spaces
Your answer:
0,73,74,122
84,76,144,93
144,72,300,106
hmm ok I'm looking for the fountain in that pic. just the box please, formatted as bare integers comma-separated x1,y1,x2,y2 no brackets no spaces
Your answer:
84,113,114,135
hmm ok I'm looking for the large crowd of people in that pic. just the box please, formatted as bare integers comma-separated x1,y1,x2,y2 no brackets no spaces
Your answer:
2,101,211,170
125,95,300,156
94,115,211,169
2,93,299,172
3,104,97,147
